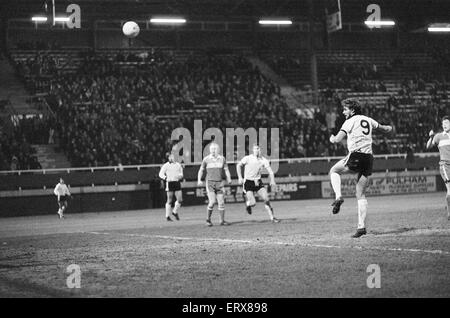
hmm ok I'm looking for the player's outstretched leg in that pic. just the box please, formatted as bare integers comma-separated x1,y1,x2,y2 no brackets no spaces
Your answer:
329,159,348,214
265,201,279,223
352,175,369,238
258,188,279,223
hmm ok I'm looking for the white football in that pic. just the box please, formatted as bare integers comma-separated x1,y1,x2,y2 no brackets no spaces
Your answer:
122,21,140,38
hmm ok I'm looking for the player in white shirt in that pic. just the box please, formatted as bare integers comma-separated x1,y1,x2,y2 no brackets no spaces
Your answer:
329,99,393,238
236,144,279,223
159,154,183,221
53,177,71,219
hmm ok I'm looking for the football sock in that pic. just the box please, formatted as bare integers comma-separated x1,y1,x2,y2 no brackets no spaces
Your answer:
219,209,225,223
330,172,342,199
446,194,450,216
207,208,213,221
173,201,181,214
357,199,368,229
165,203,171,218
264,202,274,220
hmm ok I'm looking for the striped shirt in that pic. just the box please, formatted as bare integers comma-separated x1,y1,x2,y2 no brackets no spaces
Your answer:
432,132,450,164
159,162,183,182
54,183,70,196
201,154,228,182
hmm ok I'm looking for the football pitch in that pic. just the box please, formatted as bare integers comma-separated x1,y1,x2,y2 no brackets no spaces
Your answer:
0,192,449,297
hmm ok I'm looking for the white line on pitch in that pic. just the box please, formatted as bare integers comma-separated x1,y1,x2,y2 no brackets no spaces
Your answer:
87,231,254,244
86,231,450,256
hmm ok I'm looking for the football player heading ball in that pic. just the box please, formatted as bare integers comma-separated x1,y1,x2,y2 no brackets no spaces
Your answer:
329,98,393,238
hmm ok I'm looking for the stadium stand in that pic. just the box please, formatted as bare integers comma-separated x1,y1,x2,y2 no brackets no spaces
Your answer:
9,49,332,167
260,48,449,154
2,41,449,169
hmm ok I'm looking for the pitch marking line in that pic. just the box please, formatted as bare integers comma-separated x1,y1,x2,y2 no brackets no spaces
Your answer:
87,231,254,244
86,231,450,256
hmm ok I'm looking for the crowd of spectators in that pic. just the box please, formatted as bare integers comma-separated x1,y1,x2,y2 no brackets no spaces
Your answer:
0,97,50,171
15,40,62,51
25,50,356,166
0,120,43,171
429,46,450,72
15,52,59,78
268,55,303,71
6,48,450,170
322,63,387,91
43,53,323,166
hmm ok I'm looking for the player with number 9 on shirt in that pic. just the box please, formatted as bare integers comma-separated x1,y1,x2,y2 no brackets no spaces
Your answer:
328,98,393,238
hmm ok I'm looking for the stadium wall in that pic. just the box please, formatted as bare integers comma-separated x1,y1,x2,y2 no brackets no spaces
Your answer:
0,155,445,217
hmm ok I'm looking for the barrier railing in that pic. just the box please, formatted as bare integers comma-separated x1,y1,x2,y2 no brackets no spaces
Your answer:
0,152,440,175
0,153,444,216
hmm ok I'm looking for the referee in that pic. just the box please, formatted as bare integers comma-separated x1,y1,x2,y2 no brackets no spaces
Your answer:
53,177,71,219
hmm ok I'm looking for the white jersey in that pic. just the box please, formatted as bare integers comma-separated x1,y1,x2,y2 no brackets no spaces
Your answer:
239,154,271,181
159,162,183,182
54,183,70,196
340,115,379,154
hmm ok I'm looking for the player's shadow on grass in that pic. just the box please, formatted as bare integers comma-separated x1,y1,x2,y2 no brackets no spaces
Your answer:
370,227,416,235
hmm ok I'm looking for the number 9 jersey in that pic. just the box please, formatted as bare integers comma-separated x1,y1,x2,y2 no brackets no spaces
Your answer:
340,115,379,154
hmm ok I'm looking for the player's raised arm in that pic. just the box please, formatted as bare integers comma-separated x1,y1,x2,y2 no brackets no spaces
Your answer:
426,130,437,149
329,130,347,144
369,117,393,135
375,124,393,134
